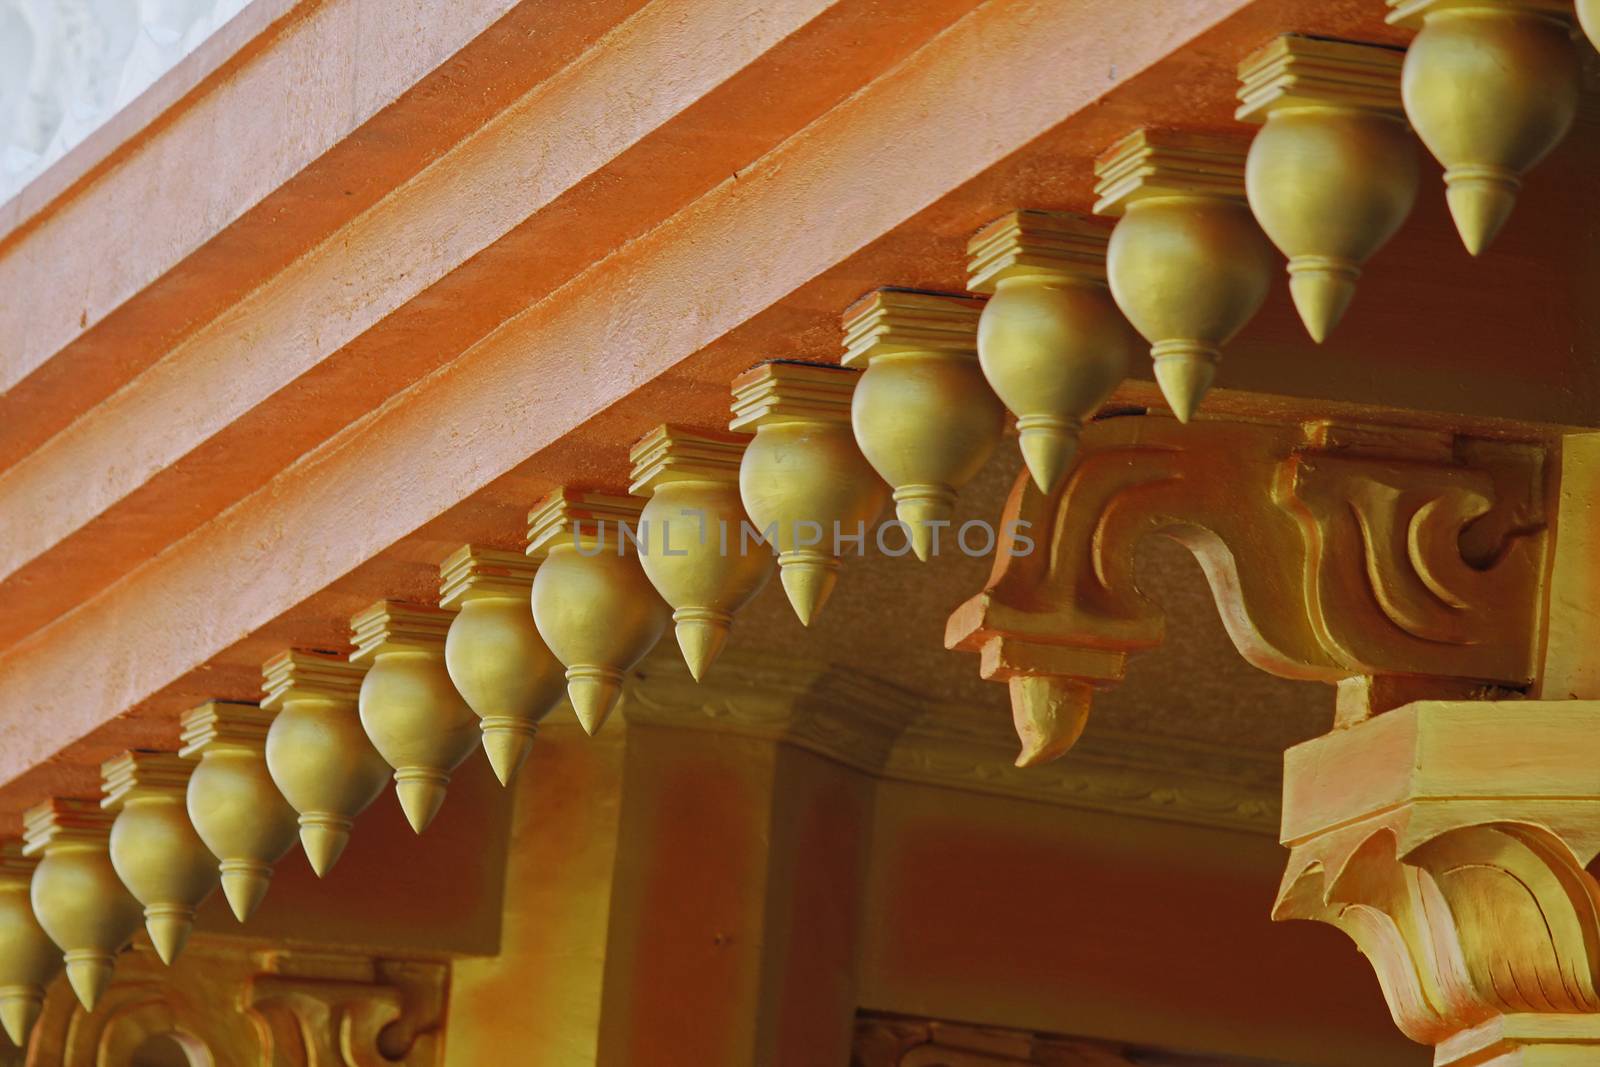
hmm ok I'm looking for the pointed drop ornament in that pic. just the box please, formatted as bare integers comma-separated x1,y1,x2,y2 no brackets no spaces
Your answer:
179,702,299,922
967,211,1135,493
1581,0,1600,52
440,546,567,786
1389,0,1580,255
101,753,219,965
527,490,670,734
351,602,481,833
629,426,774,681
1094,130,1275,422
0,845,58,1048
1237,36,1419,342
23,799,143,1009
841,290,1002,561
262,650,391,875
730,362,889,623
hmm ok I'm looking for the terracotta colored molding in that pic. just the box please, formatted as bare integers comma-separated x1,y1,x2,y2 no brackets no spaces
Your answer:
0,0,1270,818
0,0,983,649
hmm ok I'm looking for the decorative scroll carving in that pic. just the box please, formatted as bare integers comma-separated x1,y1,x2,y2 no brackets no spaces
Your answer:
946,415,1548,764
24,940,445,1067
1275,700,1600,1065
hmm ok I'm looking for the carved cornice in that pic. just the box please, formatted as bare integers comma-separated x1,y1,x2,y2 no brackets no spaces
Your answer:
947,414,1549,766
622,648,1281,835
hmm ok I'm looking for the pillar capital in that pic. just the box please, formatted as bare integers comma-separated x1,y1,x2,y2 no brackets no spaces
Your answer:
1276,699,1600,1064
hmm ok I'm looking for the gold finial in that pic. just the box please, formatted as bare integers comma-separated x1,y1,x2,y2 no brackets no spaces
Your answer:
629,426,773,680
1237,35,1417,341
730,362,888,623
526,489,670,734
967,211,1134,493
440,545,565,785
179,701,299,921
1093,129,1275,422
350,602,480,833
1388,0,1580,254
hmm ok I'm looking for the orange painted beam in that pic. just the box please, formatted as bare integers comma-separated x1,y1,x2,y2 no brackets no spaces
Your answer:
0,0,983,649
0,0,1277,819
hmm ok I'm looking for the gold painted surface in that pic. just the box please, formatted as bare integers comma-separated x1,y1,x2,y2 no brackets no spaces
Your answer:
1237,36,1418,342
0,845,55,1050
629,426,773,682
100,753,216,967
967,211,1135,495
841,289,1003,561
526,489,670,735
439,545,565,786
1388,0,1581,253
730,362,889,626
21,801,141,1012
177,702,298,924
948,415,1548,765
350,601,479,834
261,651,388,878
1276,700,1600,1064
1094,130,1276,422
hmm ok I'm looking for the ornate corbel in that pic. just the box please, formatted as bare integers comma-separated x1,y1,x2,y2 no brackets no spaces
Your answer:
179,702,299,922
0,844,56,1048
527,489,670,734
351,601,481,833
1389,0,1581,254
22,799,142,1010
967,211,1134,495
440,545,566,786
1093,129,1275,423
1237,36,1418,342
947,414,1547,765
1276,699,1600,1064
730,362,888,624
262,650,390,876
101,753,218,966
840,289,1003,560
630,426,773,681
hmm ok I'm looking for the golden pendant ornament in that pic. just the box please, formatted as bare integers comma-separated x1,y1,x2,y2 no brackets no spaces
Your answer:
730,362,888,624
1094,129,1275,423
179,701,300,922
23,799,143,1010
440,545,567,786
841,289,1001,561
630,426,774,681
352,601,482,834
967,211,1134,493
262,650,391,876
527,489,671,735
0,844,57,1048
1237,36,1418,342
1388,0,1580,255
101,752,219,966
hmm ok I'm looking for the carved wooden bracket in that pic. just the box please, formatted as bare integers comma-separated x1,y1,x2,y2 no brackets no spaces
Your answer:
23,941,445,1067
946,414,1549,765
1275,700,1600,1065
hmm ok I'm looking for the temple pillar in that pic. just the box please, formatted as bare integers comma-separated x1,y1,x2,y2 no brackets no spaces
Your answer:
1276,699,1600,1065
593,721,875,1066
